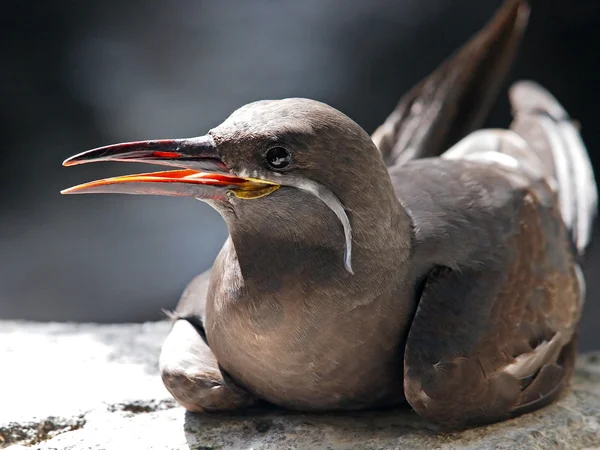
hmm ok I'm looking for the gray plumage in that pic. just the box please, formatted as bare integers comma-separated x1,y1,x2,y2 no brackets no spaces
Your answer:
61,0,596,428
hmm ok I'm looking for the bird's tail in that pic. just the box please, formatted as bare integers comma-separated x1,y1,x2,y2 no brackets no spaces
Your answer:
509,81,597,255
371,0,530,168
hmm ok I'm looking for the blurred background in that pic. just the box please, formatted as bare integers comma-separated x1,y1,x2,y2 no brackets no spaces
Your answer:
1,0,598,349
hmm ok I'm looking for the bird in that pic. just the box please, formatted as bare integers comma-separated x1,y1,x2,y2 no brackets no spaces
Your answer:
61,0,597,428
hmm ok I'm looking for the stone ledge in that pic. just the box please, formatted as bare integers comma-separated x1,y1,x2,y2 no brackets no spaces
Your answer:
1,321,599,450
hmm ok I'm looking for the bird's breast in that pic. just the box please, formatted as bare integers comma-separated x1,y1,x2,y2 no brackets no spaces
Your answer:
205,287,411,410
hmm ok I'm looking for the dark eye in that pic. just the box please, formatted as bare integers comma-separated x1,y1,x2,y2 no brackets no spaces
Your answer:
265,146,291,169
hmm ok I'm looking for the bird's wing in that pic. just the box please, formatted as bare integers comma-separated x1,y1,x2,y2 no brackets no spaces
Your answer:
442,81,598,256
397,157,583,428
508,82,598,255
403,248,580,428
372,0,529,168
170,267,212,327
398,82,595,428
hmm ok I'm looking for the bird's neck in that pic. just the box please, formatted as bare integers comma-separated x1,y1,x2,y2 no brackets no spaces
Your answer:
221,181,413,305
206,185,416,407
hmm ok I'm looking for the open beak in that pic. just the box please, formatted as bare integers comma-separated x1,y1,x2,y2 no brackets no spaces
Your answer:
61,136,279,200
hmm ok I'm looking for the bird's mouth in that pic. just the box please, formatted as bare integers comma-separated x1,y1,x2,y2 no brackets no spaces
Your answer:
62,134,354,273
61,136,279,200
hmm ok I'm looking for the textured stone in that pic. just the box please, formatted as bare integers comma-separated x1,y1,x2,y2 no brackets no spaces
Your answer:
1,321,599,449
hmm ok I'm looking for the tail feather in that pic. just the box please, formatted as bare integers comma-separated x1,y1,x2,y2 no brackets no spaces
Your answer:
509,81,598,254
372,0,529,167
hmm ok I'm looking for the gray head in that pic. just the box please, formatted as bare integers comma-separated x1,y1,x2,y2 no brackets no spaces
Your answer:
62,98,399,273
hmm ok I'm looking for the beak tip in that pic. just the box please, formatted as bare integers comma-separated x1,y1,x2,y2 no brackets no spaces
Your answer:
62,157,80,167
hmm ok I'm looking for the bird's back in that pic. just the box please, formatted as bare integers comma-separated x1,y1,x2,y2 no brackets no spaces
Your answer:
383,81,595,425
390,80,596,333
439,82,596,257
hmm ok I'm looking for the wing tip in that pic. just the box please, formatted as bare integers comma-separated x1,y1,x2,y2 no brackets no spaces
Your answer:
509,80,598,254
509,81,569,121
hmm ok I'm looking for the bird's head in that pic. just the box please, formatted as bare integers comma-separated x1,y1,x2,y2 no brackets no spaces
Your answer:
62,99,396,274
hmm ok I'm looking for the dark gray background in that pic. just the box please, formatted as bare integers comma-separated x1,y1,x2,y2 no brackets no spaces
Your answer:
1,1,598,350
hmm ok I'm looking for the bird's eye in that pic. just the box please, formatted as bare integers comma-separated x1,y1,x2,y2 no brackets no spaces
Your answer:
265,146,291,169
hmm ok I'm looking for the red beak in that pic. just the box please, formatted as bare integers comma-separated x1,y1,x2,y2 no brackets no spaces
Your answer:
61,136,279,200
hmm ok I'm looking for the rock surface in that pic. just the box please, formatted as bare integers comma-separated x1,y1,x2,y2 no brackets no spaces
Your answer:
1,321,600,450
